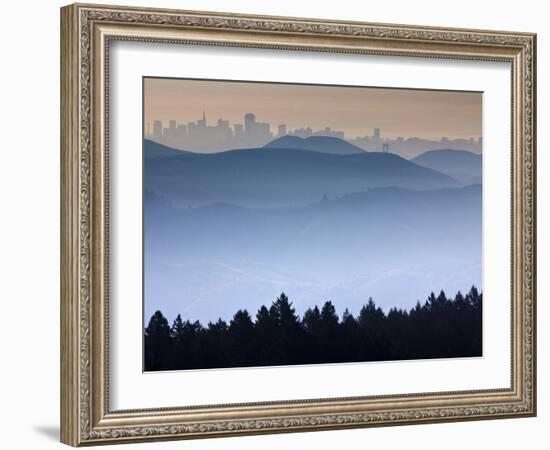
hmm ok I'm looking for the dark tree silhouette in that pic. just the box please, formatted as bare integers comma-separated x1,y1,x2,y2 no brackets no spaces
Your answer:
144,288,483,371
170,314,185,342
229,310,255,366
319,301,340,361
302,305,322,363
265,293,304,364
144,310,171,371
201,319,229,369
357,298,391,360
255,305,279,365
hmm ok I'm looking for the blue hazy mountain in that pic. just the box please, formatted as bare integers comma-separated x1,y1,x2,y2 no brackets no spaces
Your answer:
144,140,460,208
144,140,194,159
412,149,482,184
144,185,481,324
264,135,365,155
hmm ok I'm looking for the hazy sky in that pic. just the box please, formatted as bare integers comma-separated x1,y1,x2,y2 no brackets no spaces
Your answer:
144,77,482,141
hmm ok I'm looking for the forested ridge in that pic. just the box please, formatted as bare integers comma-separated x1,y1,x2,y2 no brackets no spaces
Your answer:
144,287,482,371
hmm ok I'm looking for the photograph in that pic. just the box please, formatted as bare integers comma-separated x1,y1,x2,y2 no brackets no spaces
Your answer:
143,78,484,371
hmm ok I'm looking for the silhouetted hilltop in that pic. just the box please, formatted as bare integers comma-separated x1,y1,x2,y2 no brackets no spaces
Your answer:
144,139,194,159
412,149,482,184
264,135,365,155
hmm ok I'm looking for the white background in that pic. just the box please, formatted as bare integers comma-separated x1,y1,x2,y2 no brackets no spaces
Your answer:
110,42,511,409
0,0,547,449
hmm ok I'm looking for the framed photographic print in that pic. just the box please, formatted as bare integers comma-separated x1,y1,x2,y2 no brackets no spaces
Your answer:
60,3,537,446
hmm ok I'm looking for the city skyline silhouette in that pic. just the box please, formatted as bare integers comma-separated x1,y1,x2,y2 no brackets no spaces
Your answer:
145,109,482,157
144,77,482,155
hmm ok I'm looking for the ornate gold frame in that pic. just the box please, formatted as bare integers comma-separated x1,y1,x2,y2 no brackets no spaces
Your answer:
60,3,536,446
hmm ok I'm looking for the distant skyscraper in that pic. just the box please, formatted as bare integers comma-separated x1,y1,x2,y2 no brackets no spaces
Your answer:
244,113,256,132
165,120,177,140
216,118,233,140
292,126,313,138
255,122,271,137
217,118,230,129
373,128,381,140
153,120,163,140
234,123,244,138
277,124,287,137
197,111,207,128
176,124,187,140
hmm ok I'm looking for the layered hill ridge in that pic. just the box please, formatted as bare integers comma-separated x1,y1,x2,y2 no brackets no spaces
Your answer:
412,149,482,184
144,140,460,208
144,139,194,158
144,183,481,323
264,135,365,155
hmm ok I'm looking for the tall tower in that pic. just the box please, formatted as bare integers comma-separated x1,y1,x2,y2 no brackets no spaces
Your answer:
153,120,163,140
198,111,207,128
244,113,256,132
